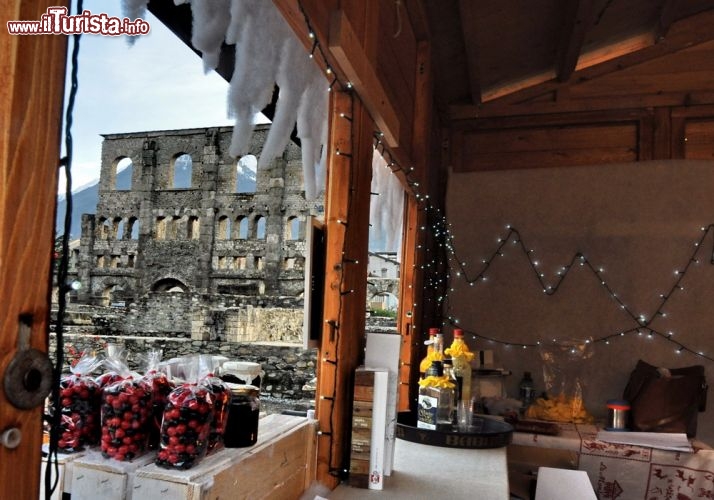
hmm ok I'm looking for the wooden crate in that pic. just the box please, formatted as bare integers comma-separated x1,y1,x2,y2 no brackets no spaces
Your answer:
39,450,85,500
130,414,315,500
71,450,157,500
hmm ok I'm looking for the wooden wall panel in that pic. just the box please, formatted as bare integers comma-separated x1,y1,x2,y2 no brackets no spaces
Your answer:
684,118,714,160
457,122,639,172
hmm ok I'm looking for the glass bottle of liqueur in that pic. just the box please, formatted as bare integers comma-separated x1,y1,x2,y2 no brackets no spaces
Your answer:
519,371,535,412
419,328,444,377
417,360,455,429
445,328,474,404
443,358,458,423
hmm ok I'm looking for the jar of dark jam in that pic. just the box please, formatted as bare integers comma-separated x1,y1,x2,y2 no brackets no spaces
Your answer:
224,385,260,448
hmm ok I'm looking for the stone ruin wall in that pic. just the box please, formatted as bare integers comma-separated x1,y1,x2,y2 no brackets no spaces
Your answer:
55,125,399,403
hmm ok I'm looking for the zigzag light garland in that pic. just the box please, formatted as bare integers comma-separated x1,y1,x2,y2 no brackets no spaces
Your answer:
441,224,714,362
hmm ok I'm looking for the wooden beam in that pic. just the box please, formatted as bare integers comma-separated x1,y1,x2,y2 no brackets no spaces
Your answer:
404,0,430,41
450,90,714,119
1,1,68,499
556,0,594,82
328,9,401,148
652,107,672,159
575,30,654,73
656,0,679,41
315,91,373,488
481,70,556,103
481,9,714,107
397,40,432,411
457,0,482,104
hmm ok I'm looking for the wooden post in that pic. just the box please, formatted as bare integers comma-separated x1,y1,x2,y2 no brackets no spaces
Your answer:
315,90,373,488
1,1,68,499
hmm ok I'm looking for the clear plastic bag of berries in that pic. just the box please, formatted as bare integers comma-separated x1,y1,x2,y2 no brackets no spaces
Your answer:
156,360,215,470
198,355,231,454
136,349,175,450
95,344,129,389
99,358,153,462
57,352,103,452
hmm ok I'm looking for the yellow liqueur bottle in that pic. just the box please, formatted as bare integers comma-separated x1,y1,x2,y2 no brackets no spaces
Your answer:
445,328,474,404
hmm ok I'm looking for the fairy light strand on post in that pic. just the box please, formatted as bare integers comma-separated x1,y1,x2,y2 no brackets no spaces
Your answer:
295,1,356,479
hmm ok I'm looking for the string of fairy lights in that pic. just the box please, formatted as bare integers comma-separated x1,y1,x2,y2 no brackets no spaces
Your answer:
440,224,714,362
296,1,357,480
302,6,714,468
372,113,714,364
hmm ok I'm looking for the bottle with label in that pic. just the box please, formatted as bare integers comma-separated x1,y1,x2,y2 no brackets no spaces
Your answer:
419,327,441,377
417,360,455,429
519,371,535,411
445,328,474,404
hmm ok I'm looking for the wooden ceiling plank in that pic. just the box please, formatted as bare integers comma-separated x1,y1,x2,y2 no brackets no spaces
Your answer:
479,8,714,108
457,0,482,104
556,0,595,82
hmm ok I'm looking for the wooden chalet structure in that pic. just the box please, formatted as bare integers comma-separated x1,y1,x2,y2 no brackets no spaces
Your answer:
4,0,714,497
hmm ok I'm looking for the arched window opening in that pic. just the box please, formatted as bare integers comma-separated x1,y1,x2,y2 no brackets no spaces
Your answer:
255,216,266,239
102,285,115,306
370,292,399,312
286,216,300,240
127,255,135,268
102,218,111,239
128,217,140,239
169,216,182,240
172,153,193,189
115,218,125,240
236,155,257,193
156,216,167,240
151,278,188,293
237,216,248,239
217,216,231,240
96,217,107,239
114,157,133,190
254,256,264,270
188,216,200,240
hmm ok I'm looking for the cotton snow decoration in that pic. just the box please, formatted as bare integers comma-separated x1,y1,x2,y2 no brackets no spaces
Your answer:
121,0,148,45
370,149,404,252
189,0,231,73
122,0,329,200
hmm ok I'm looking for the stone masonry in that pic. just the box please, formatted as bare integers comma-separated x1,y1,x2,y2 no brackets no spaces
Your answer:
72,125,324,340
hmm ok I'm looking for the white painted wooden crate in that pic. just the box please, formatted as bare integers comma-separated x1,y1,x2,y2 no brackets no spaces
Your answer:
130,414,315,500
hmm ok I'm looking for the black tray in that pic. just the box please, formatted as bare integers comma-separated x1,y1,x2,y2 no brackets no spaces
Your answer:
396,411,513,449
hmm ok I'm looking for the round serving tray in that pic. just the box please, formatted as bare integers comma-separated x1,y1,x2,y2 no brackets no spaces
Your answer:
395,412,513,449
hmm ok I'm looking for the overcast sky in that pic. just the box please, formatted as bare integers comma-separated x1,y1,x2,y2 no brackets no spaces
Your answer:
58,0,234,193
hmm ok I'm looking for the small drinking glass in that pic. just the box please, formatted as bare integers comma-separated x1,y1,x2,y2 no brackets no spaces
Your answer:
457,400,474,431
